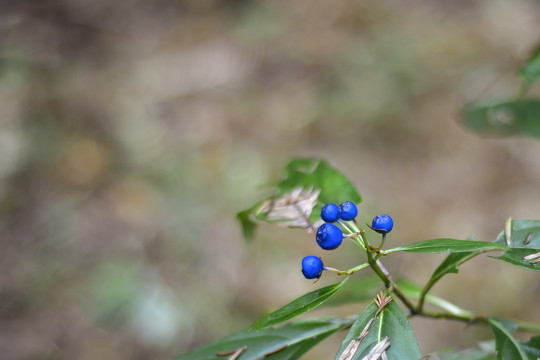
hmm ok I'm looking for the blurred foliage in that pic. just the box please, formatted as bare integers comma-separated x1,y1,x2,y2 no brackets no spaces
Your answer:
461,100,540,138
519,44,540,92
460,44,540,139
1,0,540,359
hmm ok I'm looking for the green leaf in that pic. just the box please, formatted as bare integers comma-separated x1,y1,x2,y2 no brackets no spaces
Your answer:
519,44,540,90
250,277,350,330
488,317,527,360
461,99,540,139
335,297,422,360
491,219,540,271
430,252,473,280
493,219,540,249
236,158,361,241
384,238,508,254
519,336,540,360
175,317,354,360
492,248,540,272
427,235,477,283
277,159,361,205
324,275,381,307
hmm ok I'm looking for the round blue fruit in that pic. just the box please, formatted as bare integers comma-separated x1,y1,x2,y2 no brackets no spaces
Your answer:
371,214,393,234
339,201,358,221
316,223,343,250
321,203,339,222
301,256,324,279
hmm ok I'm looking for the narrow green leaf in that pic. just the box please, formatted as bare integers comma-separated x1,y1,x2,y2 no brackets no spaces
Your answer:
384,238,507,254
175,317,354,360
488,317,527,360
236,158,361,241
398,279,473,317
461,100,540,139
491,219,540,271
427,235,477,284
324,275,381,307
335,298,421,360
431,252,474,280
250,277,350,330
519,44,540,89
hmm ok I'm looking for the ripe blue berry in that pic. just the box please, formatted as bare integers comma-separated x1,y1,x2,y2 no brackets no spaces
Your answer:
321,203,339,222
339,201,358,221
316,223,343,250
371,214,393,234
301,256,324,279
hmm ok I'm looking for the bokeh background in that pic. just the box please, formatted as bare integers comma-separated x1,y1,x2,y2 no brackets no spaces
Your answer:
2,0,540,359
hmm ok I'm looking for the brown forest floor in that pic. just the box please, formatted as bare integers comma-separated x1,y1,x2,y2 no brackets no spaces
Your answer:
1,1,540,359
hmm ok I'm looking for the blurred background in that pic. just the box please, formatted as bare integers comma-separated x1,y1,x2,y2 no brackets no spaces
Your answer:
1,0,540,359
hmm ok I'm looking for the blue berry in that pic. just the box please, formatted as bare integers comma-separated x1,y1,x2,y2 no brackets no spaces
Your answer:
321,203,339,222
316,223,343,250
339,201,358,221
301,256,324,279
371,214,393,234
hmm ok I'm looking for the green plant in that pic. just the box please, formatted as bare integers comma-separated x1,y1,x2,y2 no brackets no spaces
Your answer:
176,48,540,360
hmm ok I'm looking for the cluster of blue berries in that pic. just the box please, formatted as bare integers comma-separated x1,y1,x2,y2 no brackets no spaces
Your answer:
301,201,394,280
316,201,358,250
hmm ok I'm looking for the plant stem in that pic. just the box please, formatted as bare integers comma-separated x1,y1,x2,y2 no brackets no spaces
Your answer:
341,221,366,250
414,309,540,333
353,227,371,253
366,255,418,314
515,320,540,333
375,233,387,252
356,228,418,314
379,262,540,335
339,219,355,233
339,262,369,275
358,225,540,335
417,249,496,312
358,229,418,313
